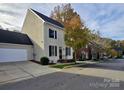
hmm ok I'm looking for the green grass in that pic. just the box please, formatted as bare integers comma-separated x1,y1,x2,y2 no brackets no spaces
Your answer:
50,63,76,69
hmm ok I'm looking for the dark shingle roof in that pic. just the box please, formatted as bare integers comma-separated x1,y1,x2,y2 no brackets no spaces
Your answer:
31,9,64,28
114,47,123,51
0,29,33,45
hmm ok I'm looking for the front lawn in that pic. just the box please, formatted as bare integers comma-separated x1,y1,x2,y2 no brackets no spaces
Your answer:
50,63,77,69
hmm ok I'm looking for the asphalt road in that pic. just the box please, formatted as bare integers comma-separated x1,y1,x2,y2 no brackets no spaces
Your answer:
0,59,124,90
0,72,124,90
78,59,124,71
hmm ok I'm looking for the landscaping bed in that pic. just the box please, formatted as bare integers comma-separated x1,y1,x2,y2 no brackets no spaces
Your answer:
50,63,77,69
50,62,84,69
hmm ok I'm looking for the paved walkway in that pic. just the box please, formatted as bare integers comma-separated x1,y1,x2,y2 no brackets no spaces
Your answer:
62,59,124,81
0,61,59,85
62,67,124,81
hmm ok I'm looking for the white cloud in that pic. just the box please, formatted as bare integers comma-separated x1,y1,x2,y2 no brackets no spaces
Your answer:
100,15,124,40
72,4,124,40
0,3,60,31
0,3,33,31
0,3,124,40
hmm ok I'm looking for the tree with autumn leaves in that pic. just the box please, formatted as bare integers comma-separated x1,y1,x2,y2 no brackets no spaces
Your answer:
50,3,124,61
92,31,124,58
50,4,92,62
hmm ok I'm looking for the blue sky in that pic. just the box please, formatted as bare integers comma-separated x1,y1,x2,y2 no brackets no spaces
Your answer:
0,3,124,40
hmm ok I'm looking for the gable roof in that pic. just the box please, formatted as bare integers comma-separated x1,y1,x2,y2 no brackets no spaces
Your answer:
31,9,64,28
0,29,33,45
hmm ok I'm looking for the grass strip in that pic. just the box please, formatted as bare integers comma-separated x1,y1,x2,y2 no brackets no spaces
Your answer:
50,63,76,69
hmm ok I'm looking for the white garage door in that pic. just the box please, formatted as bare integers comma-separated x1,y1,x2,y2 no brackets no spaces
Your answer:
0,48,28,62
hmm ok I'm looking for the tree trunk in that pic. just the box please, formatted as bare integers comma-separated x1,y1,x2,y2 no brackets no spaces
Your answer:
74,51,77,64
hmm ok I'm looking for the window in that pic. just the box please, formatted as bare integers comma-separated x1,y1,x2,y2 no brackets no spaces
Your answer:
49,29,57,39
55,31,57,39
55,46,57,56
66,47,71,56
49,46,54,56
49,45,57,56
49,29,54,38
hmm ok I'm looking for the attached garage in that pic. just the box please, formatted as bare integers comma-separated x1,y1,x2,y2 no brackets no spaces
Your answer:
0,29,33,63
0,48,27,62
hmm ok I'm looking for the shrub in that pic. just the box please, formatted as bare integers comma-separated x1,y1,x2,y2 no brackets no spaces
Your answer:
40,57,49,65
110,49,118,58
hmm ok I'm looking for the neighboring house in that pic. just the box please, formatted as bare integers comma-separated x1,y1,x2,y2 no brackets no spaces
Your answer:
114,47,123,58
22,9,73,63
89,42,104,60
0,29,33,62
76,41,104,61
76,45,92,60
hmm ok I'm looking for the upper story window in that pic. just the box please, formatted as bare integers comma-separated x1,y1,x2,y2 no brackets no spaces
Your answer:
49,29,54,38
55,31,57,39
49,29,57,39
66,47,71,56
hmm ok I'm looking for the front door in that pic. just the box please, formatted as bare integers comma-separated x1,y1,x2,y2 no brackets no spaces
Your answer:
59,47,62,59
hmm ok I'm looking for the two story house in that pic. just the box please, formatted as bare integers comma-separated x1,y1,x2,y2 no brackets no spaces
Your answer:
0,9,73,63
22,9,73,63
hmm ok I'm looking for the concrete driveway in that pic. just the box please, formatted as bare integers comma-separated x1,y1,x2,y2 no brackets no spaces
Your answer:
1,59,124,90
0,61,59,85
